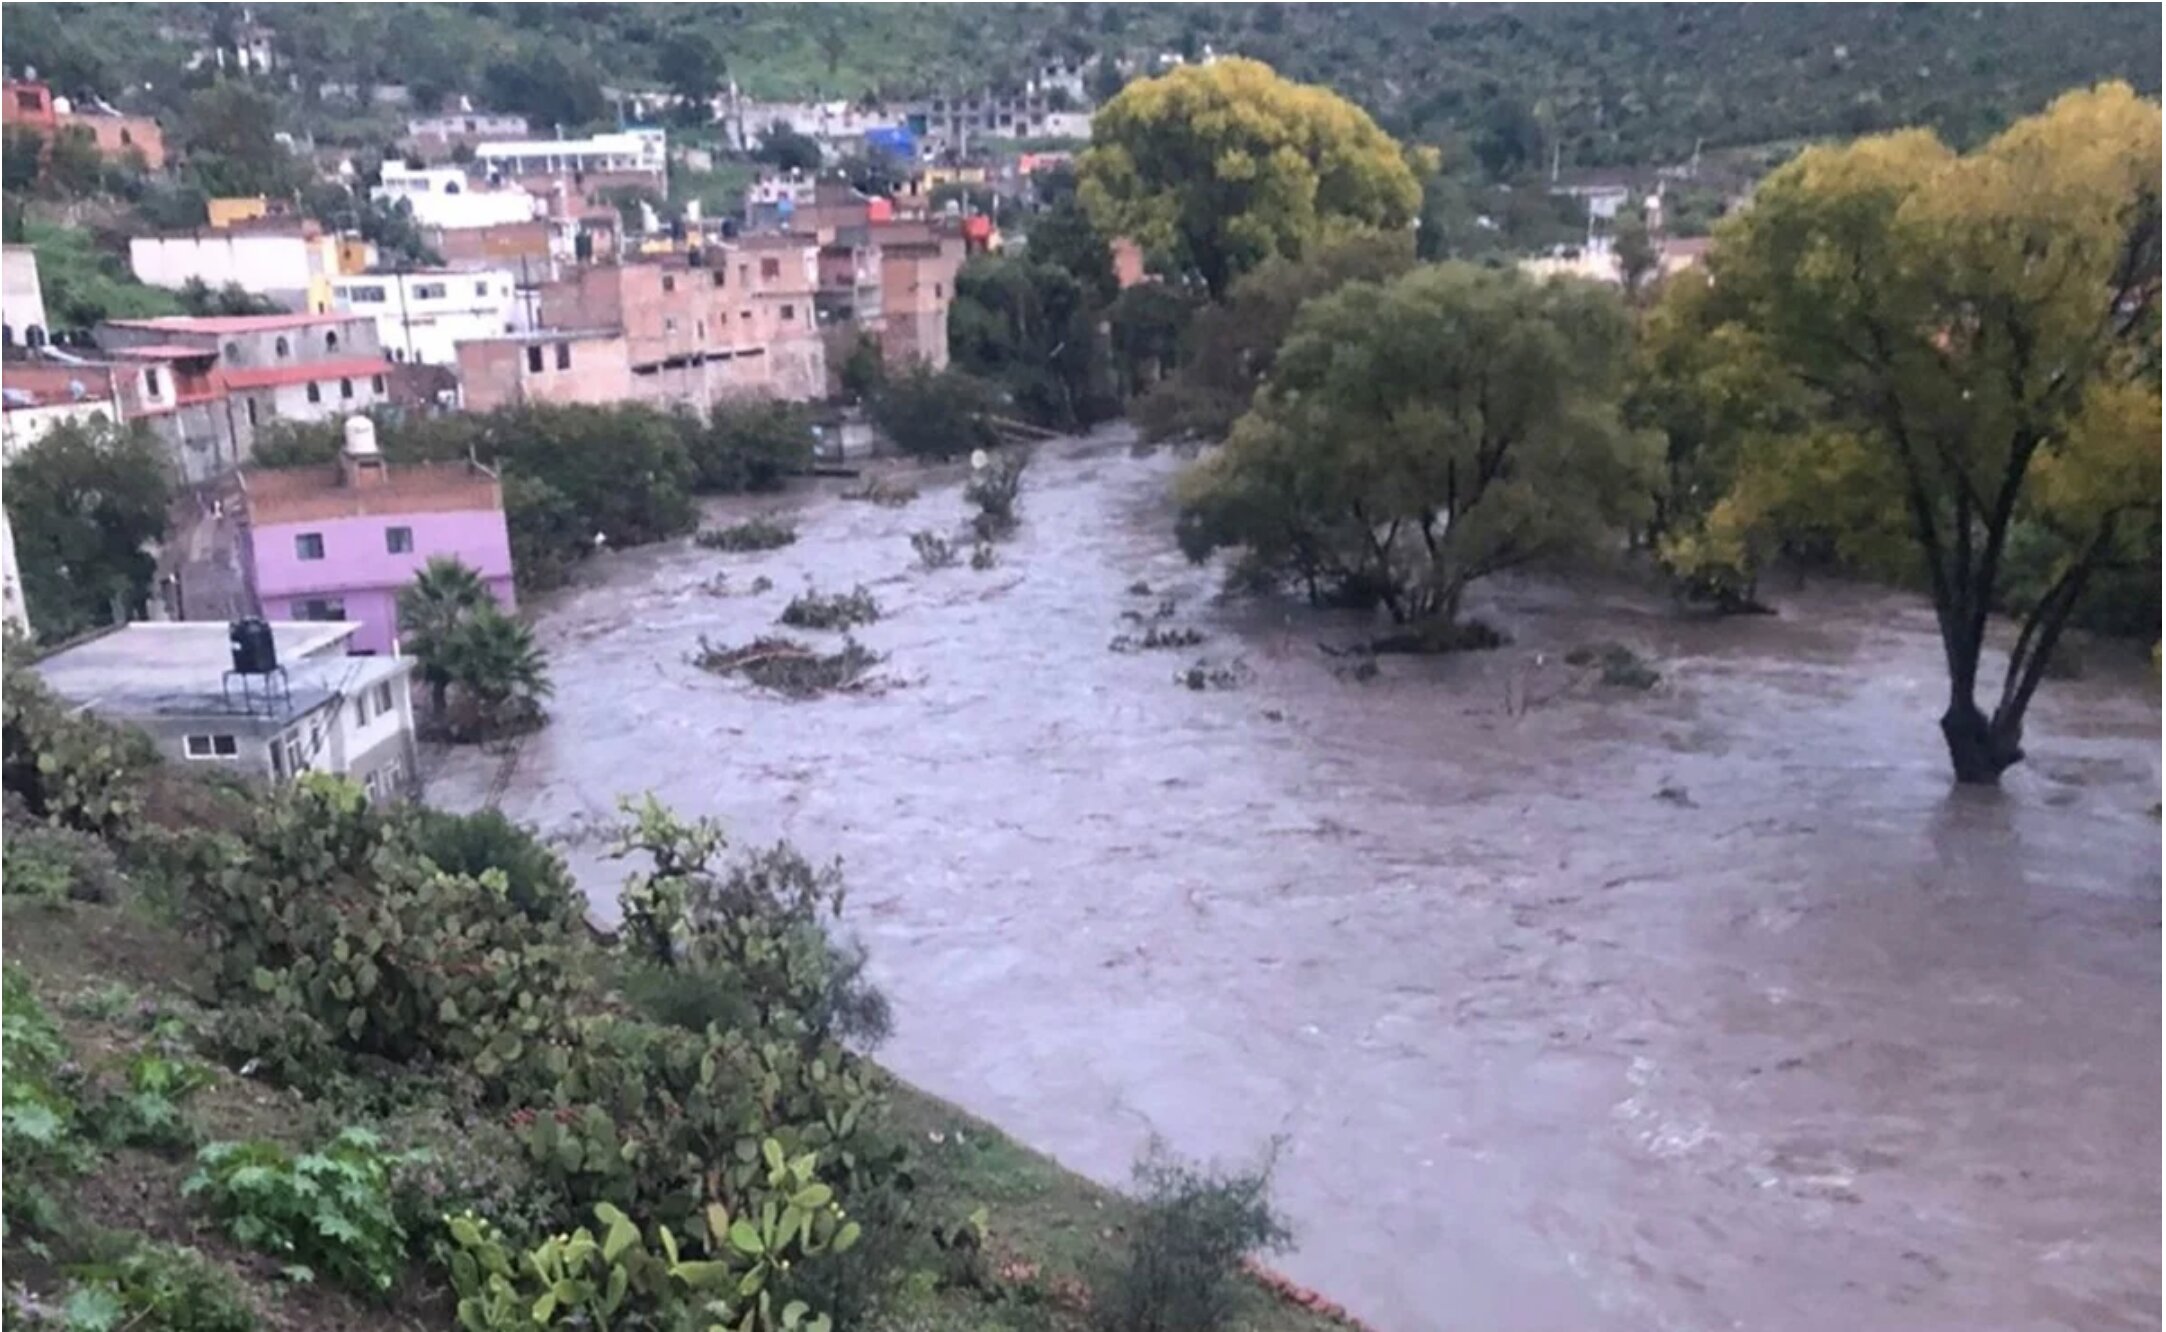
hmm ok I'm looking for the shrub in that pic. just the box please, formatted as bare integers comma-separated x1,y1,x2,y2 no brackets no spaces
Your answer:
1,819,123,902
691,636,884,698
1565,641,1661,690
407,807,579,924
965,451,1028,541
969,541,999,571
181,777,585,1096
697,516,799,552
1091,1146,1290,1332
841,476,919,507
911,530,957,570
3,966,89,1238
2,661,157,837
183,1128,420,1295
57,1240,257,1332
1109,625,1205,653
682,401,813,493
87,1046,216,1151
779,585,882,631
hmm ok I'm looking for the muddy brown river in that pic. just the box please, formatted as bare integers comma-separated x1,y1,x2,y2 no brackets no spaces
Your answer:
428,427,2161,1332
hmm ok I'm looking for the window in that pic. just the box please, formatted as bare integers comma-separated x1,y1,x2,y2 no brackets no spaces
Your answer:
119,127,134,146
299,598,345,621
325,331,340,351
664,317,677,335
144,368,161,397
375,682,394,713
245,398,259,426
347,285,386,304
696,319,706,339
554,341,570,370
739,264,750,285
780,304,795,322
413,282,447,300
475,280,489,297
340,378,355,400
225,340,244,364
371,374,386,393
526,345,545,373
184,734,239,760
761,258,780,280
711,270,726,288
306,381,322,404
934,283,943,299
274,336,290,358
295,532,325,560
14,89,42,113
353,694,370,727
385,525,413,554
662,274,676,293
739,310,751,321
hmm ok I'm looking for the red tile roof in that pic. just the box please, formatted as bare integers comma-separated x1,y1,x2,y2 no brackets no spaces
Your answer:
105,313,367,334
220,357,392,391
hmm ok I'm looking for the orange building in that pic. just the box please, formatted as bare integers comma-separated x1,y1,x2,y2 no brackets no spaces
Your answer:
2,80,166,169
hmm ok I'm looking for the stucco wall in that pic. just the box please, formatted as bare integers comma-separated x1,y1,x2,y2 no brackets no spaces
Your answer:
251,509,515,654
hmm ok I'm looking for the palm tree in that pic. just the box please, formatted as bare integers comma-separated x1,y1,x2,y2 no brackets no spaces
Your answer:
398,556,490,717
438,604,552,739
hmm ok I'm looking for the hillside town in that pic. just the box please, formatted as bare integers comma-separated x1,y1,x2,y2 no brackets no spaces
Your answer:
0,8,2157,1332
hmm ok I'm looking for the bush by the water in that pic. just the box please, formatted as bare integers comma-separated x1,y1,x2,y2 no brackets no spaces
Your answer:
696,515,799,552
779,584,882,631
869,364,1001,460
841,476,920,507
1566,641,1662,689
1091,1145,1291,1332
966,449,1029,541
911,530,958,570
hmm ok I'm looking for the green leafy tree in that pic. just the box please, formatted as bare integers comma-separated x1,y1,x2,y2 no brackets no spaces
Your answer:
1671,83,2161,782
437,603,553,741
1136,230,1413,442
3,420,172,642
1022,195,1118,306
755,121,823,175
869,365,1000,460
948,254,1115,430
176,81,309,198
482,44,607,130
657,32,725,111
1612,206,1658,299
1177,264,1658,627
43,124,104,198
1080,57,1425,297
1106,281,1202,398
2,128,43,197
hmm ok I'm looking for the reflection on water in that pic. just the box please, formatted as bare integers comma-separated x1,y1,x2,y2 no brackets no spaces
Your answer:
429,426,2162,1332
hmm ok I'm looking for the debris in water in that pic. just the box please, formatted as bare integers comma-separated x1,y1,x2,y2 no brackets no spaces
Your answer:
841,476,920,507
1109,624,1206,653
1177,657,1253,691
692,634,885,698
1126,579,1154,596
1568,641,1662,690
779,583,882,630
911,530,958,570
1655,783,1695,807
697,515,798,551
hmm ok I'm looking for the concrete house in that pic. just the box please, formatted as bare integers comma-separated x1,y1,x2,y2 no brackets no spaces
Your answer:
373,163,540,232
476,128,667,192
236,421,515,656
30,620,420,798
331,268,524,365
129,219,342,313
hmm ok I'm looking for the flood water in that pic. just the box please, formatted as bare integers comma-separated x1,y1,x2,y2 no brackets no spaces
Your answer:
429,427,2161,1332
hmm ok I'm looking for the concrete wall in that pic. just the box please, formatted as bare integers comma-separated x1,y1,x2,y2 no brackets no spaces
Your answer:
251,508,515,655
334,270,520,364
130,234,323,310
456,336,635,412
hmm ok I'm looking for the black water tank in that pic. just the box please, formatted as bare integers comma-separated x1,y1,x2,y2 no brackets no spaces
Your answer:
229,618,278,674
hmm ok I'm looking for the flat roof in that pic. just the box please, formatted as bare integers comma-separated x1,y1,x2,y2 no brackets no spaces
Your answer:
241,460,503,525
106,313,368,335
459,327,621,345
32,621,410,726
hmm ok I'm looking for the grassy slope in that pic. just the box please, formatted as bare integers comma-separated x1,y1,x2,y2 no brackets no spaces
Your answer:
1,894,1348,1332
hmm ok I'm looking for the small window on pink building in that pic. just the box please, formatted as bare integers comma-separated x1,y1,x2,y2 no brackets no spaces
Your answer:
295,533,325,560
526,345,544,374
780,304,794,321
385,526,413,554
555,342,571,370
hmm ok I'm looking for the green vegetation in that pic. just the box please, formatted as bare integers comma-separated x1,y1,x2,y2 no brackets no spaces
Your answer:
1081,58,1426,297
1092,1148,1289,1332
1177,264,1656,632
698,515,801,553
183,1129,417,1295
1641,84,2160,782
780,585,883,632
13,217,182,333
869,365,1002,461
950,254,1118,431
965,451,1030,542
692,636,885,700
2,419,173,644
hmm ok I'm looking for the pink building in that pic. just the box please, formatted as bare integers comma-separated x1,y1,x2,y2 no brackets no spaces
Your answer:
235,430,513,654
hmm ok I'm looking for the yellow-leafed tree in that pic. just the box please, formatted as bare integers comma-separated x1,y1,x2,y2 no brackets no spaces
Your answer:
1670,82,2161,783
1079,57,1425,298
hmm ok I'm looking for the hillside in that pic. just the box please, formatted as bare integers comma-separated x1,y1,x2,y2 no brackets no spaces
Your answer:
7,4,2159,166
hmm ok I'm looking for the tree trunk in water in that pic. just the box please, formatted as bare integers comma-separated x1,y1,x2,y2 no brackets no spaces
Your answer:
1940,699,2023,785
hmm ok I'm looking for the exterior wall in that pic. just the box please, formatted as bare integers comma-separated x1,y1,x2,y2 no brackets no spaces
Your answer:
251,509,515,655
1,507,26,633
129,234,318,309
207,196,272,228
456,336,635,411
375,164,539,231
1,399,121,459
333,270,520,364
476,129,667,186
263,371,389,424
878,242,961,372
2,81,57,132
3,246,49,344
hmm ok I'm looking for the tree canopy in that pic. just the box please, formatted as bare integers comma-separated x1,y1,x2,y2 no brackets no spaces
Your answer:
3,420,172,643
1650,82,2162,783
1079,57,1425,296
1177,264,1658,627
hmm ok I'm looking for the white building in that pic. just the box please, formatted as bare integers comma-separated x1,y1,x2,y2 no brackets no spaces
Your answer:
31,620,420,797
3,245,50,346
128,229,339,313
332,268,523,365
1,388,122,459
476,128,667,184
373,163,540,232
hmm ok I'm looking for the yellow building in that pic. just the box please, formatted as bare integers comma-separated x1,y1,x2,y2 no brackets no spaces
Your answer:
206,196,272,228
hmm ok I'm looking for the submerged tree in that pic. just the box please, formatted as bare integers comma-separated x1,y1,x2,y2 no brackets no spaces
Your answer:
1079,57,1425,297
1177,264,1658,629
1673,82,2161,783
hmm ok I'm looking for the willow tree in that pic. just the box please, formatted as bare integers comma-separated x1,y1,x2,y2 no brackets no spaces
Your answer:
1176,264,1659,629
1078,57,1425,298
1683,83,2161,783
